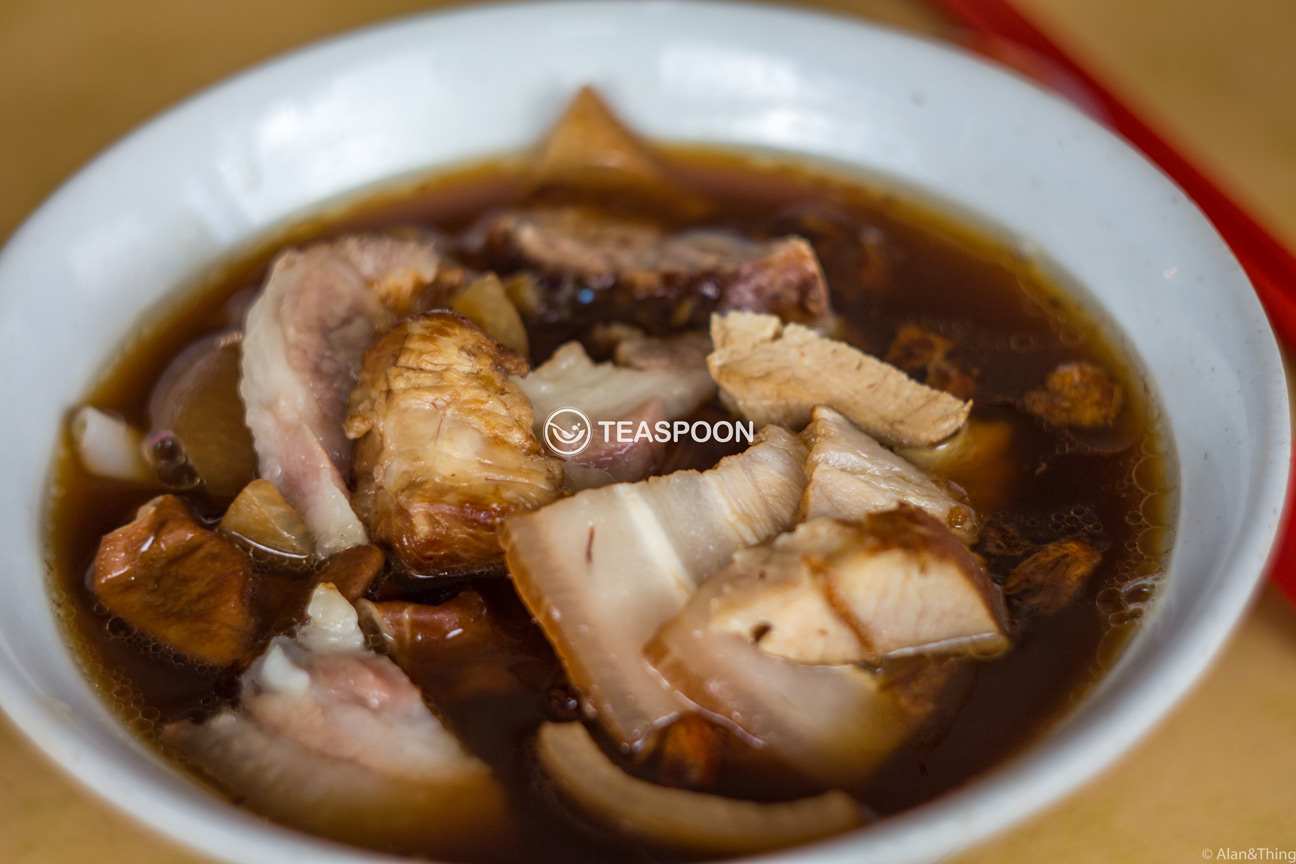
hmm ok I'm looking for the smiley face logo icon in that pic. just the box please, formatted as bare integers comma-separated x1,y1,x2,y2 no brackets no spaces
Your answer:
544,408,592,457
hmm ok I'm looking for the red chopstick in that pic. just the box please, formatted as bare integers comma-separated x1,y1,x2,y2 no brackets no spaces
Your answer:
926,0,1296,602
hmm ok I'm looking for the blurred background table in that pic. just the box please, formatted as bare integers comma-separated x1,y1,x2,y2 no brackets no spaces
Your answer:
0,0,1293,861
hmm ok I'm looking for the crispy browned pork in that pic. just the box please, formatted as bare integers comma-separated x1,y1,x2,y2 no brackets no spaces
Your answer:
93,495,256,666
501,426,808,749
345,311,564,575
708,312,971,446
240,235,456,557
477,207,832,329
165,584,509,858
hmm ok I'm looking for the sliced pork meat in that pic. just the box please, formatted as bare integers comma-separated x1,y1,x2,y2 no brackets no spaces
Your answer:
164,584,509,857
345,312,564,575
93,495,256,666
708,312,971,446
647,583,955,788
515,336,716,489
240,235,453,557
536,721,862,856
694,509,1008,667
800,406,979,543
500,426,808,750
476,207,832,330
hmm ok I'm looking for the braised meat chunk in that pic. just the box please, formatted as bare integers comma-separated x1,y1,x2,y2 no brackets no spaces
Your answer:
345,312,564,575
515,333,716,488
164,584,509,857
708,312,970,446
477,207,832,329
240,235,456,556
501,426,808,749
800,406,979,543
93,495,256,666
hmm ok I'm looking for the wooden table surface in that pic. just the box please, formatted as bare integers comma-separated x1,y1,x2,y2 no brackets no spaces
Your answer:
1,1,1293,861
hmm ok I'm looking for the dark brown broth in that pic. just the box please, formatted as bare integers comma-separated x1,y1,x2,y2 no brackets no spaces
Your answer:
46,149,1175,862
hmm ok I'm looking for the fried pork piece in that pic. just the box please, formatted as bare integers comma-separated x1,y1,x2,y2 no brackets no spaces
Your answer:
240,235,455,557
501,426,808,749
536,722,862,856
709,312,970,446
93,495,256,666
800,406,979,543
345,312,564,575
1003,536,1102,614
164,584,509,858
477,207,832,329
688,508,1008,667
1024,361,1123,427
515,335,716,488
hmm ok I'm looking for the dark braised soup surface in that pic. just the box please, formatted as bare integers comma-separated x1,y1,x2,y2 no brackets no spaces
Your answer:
48,93,1173,864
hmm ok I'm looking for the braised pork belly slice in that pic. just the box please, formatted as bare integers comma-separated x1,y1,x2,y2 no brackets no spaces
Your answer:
708,312,970,446
536,722,862,856
164,584,508,857
647,587,956,789
500,426,808,750
476,207,831,329
515,335,716,489
800,406,979,543
240,235,456,557
93,495,256,666
691,510,1008,668
345,312,564,576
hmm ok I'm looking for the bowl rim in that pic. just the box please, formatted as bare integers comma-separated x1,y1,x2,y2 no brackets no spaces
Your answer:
0,2,1289,863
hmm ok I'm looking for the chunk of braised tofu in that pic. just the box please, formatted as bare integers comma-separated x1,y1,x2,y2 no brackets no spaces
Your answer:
800,406,979,543
477,207,832,329
701,509,1008,666
1024,361,1123,427
345,312,565,575
708,312,970,446
1003,536,1102,614
93,495,256,665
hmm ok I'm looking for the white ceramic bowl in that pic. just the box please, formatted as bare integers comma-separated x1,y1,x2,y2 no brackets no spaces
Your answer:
0,2,1288,862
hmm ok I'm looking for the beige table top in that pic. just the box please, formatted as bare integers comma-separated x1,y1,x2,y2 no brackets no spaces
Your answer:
1,1,1293,861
